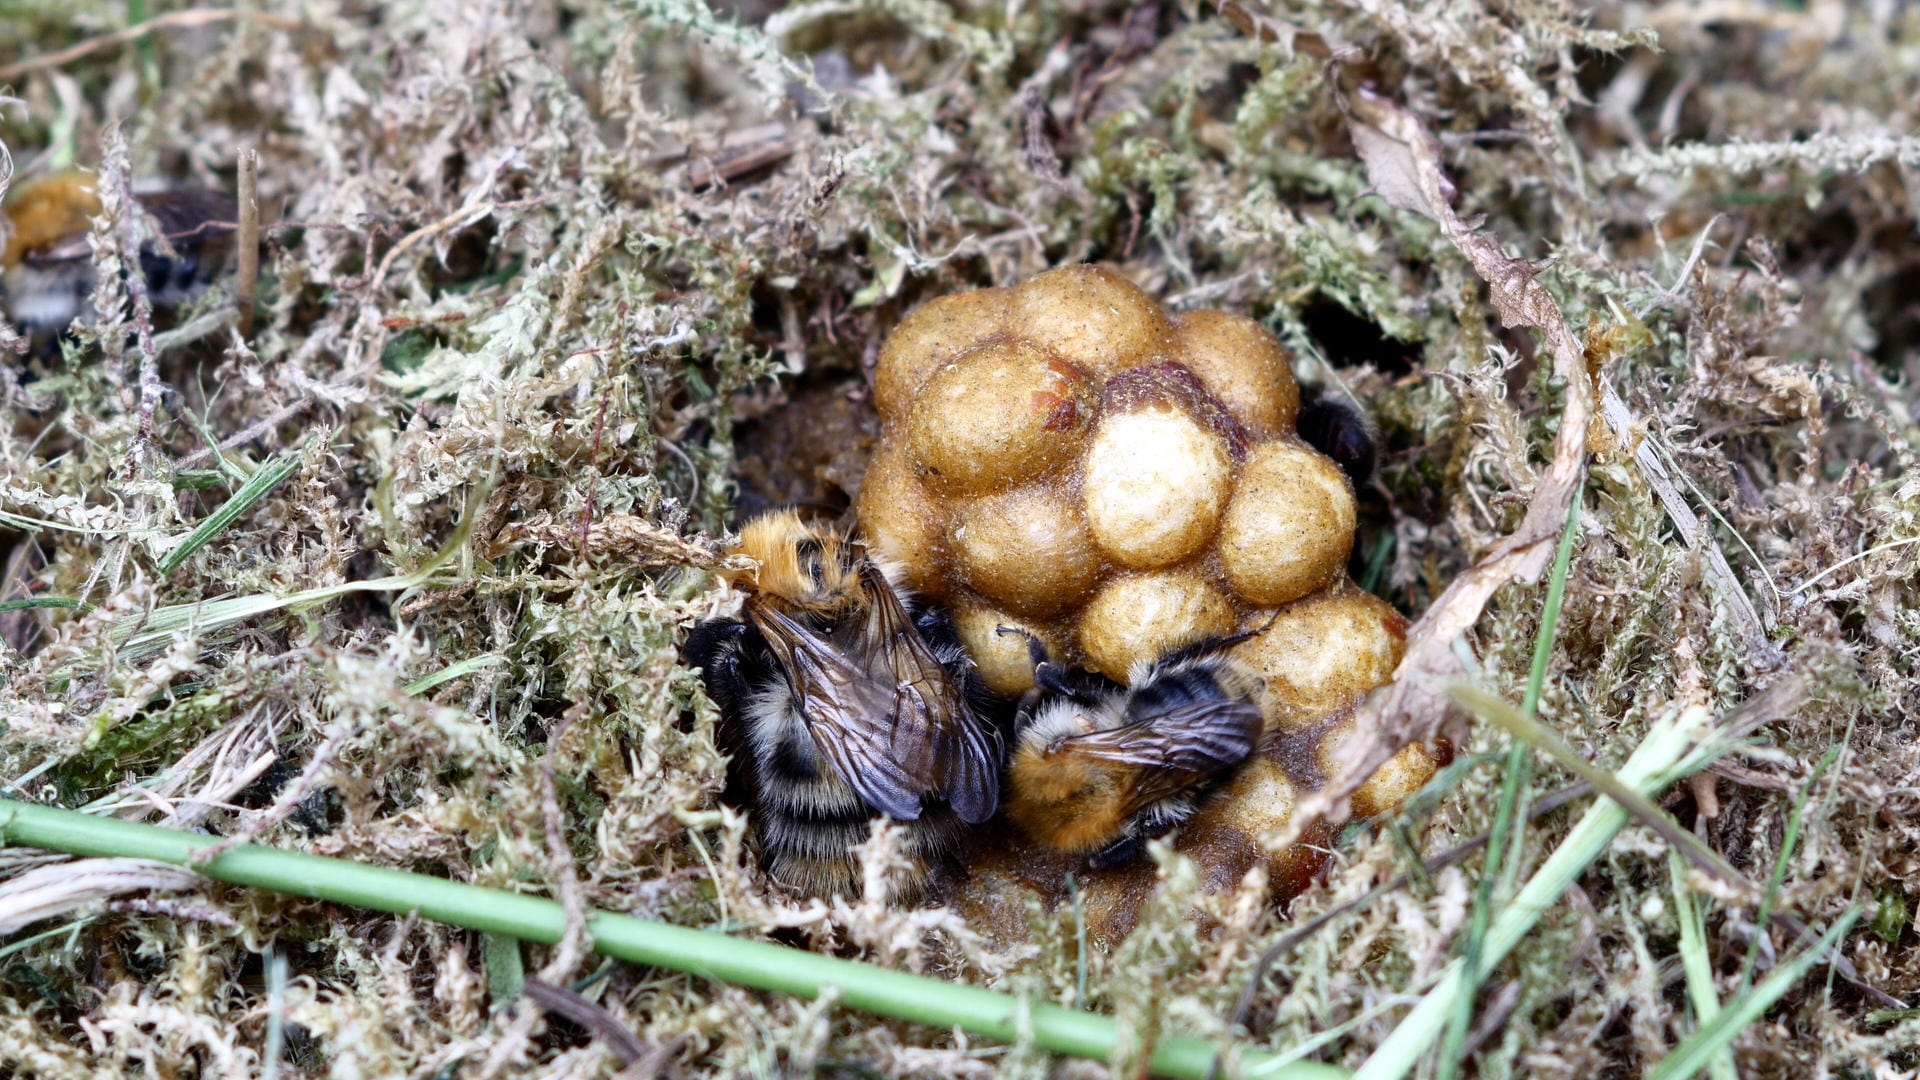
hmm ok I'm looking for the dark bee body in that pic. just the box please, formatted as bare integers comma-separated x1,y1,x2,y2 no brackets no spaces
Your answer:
1004,632,1265,869
3,172,236,338
683,512,1002,901
1297,389,1377,488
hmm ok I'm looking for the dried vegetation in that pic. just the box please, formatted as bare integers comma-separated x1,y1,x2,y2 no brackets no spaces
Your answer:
0,0,1917,1076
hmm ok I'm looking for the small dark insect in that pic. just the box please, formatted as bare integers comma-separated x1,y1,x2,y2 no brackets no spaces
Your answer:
1000,627,1266,869
2,170,237,337
683,510,1002,902
1297,389,1377,488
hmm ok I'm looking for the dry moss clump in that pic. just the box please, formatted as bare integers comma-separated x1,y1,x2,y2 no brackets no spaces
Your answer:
2,1,1918,1078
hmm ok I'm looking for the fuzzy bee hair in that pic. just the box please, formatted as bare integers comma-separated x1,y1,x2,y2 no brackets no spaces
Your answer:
685,510,1003,903
1296,388,1378,489
2,171,237,337
1004,632,1266,869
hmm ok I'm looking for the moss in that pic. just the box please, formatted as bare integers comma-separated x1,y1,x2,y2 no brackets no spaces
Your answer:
3,0,1919,1075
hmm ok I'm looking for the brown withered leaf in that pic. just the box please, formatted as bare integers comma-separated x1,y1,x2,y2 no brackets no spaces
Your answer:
1215,1,1366,66
491,512,753,575
1272,88,1599,840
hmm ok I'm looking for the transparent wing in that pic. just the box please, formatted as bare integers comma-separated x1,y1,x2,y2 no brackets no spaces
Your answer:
750,603,930,822
858,563,1001,824
1053,698,1261,817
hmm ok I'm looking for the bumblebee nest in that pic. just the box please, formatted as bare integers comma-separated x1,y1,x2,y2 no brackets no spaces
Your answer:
858,265,1440,939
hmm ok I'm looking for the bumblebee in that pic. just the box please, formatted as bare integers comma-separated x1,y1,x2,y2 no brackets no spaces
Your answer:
2,170,237,336
1002,629,1266,869
683,510,1002,902
1297,388,1377,488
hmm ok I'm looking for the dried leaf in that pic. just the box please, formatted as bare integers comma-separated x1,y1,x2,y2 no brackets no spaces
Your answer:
1293,88,1598,831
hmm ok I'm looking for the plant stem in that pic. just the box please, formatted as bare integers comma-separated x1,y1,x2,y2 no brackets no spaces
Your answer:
0,799,1343,1080
1352,702,1712,1080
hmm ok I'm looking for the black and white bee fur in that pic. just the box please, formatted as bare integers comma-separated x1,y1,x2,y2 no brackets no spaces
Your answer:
683,511,1002,903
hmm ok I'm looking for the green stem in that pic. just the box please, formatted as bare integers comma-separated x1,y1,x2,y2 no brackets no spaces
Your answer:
1439,487,1583,1078
0,799,1343,1080
1353,702,1712,1080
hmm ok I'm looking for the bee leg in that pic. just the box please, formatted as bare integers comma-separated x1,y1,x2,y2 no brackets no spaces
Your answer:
1086,832,1145,870
993,624,1099,704
994,624,1052,670
918,604,1009,719
912,603,959,646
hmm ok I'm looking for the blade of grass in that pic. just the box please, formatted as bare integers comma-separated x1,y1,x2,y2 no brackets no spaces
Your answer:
156,450,304,577
404,653,508,696
0,510,145,536
1212,783,1597,1080
126,0,161,92
1670,849,1736,1080
170,470,234,491
1438,486,1582,1080
236,146,259,342
1067,873,1088,1011
262,948,288,1080
0,597,89,614
1738,743,1838,994
1352,702,1713,1080
180,404,253,484
1449,685,1752,898
0,798,1345,1080
1644,909,1860,1080
108,484,480,665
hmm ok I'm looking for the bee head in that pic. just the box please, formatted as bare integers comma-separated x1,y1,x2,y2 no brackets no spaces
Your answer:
725,510,861,613
3,172,101,267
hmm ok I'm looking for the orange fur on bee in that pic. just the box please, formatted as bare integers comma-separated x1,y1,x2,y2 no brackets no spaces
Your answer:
1006,747,1129,854
2,172,101,267
724,509,862,614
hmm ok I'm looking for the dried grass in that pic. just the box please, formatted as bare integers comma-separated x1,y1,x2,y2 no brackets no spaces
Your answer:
2,0,1917,1076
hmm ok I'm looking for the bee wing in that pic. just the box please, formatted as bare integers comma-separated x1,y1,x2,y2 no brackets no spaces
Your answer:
1056,698,1262,815
858,563,1000,824
748,604,930,822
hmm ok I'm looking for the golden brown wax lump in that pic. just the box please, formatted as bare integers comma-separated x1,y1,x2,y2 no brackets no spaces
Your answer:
951,484,1099,617
857,439,949,601
1010,263,1173,377
1219,441,1356,606
1077,570,1235,682
1080,406,1234,570
873,287,1012,421
858,262,1364,690
1232,586,1409,731
855,263,1439,937
951,605,1064,698
905,338,1091,494
1171,309,1300,437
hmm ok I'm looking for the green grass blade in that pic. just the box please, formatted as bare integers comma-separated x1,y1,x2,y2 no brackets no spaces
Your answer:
156,451,304,577
107,487,479,665
1670,850,1736,1080
0,597,90,614
1448,685,1748,894
405,654,508,695
1738,744,1838,993
1352,703,1712,1080
1644,910,1860,1080
0,798,1345,1080
1440,486,1583,1079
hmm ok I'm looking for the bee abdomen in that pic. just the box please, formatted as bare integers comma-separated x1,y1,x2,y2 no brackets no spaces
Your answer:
1127,666,1234,716
756,805,961,901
